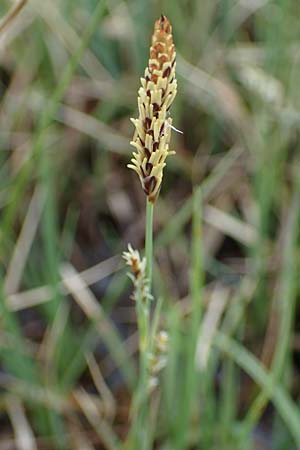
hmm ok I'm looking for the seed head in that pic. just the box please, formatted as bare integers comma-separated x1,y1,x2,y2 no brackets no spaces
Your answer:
128,15,177,203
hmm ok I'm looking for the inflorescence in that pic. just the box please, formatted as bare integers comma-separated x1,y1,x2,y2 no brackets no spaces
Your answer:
128,15,177,203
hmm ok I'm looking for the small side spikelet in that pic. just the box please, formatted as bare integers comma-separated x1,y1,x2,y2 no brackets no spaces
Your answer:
122,244,152,303
148,330,169,391
128,15,177,203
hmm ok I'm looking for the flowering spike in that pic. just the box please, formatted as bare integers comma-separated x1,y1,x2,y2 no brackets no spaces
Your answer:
129,15,177,203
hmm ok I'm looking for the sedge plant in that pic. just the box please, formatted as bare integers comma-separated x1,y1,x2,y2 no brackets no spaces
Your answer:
123,15,177,449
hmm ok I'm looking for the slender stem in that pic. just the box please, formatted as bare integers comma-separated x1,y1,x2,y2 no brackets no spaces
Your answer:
128,199,154,450
145,199,154,290
126,200,155,450
142,198,154,450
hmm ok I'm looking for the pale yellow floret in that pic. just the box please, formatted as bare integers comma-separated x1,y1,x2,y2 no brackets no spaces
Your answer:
138,97,146,120
152,121,159,141
127,164,140,174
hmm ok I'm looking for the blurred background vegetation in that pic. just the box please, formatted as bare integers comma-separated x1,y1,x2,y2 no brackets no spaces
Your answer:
1,0,300,449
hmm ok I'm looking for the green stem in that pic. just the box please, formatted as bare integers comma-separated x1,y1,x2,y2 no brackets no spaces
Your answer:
141,199,154,450
145,199,154,290
128,199,154,450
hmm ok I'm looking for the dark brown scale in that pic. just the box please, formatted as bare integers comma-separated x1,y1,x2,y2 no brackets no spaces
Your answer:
139,137,145,147
147,129,154,138
153,142,159,151
163,66,171,78
144,117,152,129
146,89,151,97
144,148,151,159
140,166,146,178
153,103,159,113
143,176,157,195
146,162,153,173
